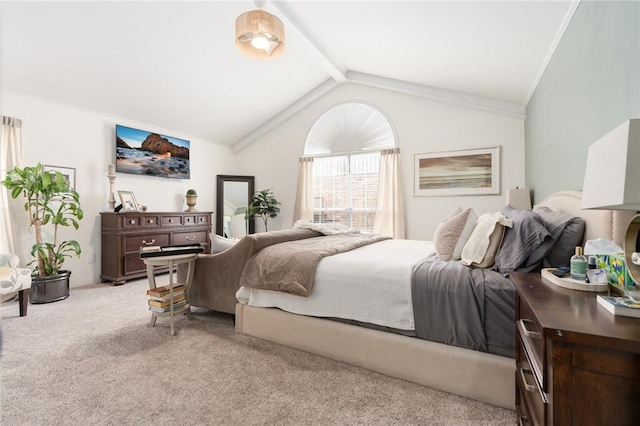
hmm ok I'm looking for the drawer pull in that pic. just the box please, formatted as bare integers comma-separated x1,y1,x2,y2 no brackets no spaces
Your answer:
142,239,156,246
169,219,175,223
147,219,154,224
519,319,542,339
519,368,538,393
130,219,136,225
518,415,529,426
185,236,196,241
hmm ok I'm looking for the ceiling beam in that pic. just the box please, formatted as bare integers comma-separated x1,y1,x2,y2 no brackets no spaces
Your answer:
347,71,526,119
270,0,347,83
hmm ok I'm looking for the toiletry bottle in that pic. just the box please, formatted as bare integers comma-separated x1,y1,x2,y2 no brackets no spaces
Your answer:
570,246,588,281
586,255,597,283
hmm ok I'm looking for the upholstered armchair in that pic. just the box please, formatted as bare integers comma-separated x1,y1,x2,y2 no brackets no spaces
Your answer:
0,254,32,316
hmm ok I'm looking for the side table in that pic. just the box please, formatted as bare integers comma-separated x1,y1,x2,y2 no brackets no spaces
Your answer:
142,253,198,336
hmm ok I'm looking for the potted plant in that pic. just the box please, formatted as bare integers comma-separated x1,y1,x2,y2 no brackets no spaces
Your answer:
1,163,83,303
246,188,281,232
185,189,197,212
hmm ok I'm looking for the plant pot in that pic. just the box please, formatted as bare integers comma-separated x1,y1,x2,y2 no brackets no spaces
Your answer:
30,270,71,304
185,194,197,212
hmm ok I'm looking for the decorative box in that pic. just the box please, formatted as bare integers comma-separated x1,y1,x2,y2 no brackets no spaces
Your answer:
596,254,636,287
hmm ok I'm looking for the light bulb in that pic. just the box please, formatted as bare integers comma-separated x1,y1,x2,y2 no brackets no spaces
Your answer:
251,34,269,50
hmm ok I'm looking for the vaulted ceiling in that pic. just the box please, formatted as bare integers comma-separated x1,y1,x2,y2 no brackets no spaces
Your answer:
1,1,578,152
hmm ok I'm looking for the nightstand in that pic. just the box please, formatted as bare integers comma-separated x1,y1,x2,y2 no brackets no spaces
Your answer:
511,272,640,426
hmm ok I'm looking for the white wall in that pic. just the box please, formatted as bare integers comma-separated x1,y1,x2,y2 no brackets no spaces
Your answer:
236,83,526,240
3,90,236,287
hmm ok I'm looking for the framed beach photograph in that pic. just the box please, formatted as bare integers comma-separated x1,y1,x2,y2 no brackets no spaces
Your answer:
43,165,76,192
115,124,190,179
118,190,140,211
414,146,500,196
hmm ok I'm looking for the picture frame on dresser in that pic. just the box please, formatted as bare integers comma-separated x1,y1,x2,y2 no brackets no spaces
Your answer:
117,190,139,211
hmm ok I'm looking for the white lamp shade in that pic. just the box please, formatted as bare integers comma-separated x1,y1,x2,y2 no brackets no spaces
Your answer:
507,188,532,210
582,119,640,210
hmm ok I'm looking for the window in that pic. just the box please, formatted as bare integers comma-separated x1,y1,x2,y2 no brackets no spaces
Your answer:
313,152,380,233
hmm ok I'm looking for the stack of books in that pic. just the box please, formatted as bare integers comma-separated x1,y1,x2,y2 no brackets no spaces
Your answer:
596,295,640,318
146,284,187,314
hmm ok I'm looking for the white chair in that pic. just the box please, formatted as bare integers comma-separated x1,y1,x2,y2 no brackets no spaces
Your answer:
1,254,32,316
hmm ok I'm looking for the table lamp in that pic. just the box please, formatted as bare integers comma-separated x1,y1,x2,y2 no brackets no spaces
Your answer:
581,118,640,285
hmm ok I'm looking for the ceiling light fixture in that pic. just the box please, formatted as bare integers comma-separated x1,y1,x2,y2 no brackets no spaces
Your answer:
236,3,285,59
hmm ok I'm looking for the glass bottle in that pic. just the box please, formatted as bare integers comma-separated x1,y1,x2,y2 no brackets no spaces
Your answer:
570,246,588,281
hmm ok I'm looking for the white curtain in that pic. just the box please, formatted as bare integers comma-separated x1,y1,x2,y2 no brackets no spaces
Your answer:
0,116,23,253
373,148,406,238
293,157,314,222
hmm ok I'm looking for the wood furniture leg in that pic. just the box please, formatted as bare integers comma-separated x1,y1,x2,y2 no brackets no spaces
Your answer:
18,289,28,317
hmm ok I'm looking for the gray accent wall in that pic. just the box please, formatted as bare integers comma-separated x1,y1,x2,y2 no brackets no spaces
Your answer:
525,0,640,202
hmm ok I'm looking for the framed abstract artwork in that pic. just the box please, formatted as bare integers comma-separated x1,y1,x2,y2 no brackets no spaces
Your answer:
43,165,76,192
414,146,500,196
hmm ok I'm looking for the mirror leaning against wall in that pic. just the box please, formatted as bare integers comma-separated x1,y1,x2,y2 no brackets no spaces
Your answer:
215,175,255,239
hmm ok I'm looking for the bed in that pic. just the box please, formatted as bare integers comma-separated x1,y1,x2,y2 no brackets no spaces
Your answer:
183,191,633,410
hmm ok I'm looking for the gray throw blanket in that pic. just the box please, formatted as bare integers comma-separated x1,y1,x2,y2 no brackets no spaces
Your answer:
240,233,390,296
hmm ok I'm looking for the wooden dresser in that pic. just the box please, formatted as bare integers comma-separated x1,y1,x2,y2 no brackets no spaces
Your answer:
100,211,212,284
512,272,640,426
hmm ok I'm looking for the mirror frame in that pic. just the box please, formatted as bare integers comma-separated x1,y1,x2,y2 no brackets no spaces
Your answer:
216,175,255,237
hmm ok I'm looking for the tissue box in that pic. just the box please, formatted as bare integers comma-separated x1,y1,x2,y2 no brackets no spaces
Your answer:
596,254,636,287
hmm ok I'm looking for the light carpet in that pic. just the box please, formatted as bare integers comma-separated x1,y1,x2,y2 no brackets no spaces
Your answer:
1,278,516,425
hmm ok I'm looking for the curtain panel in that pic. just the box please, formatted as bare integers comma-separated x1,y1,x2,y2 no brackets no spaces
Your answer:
293,157,314,222
373,148,406,239
1,116,24,253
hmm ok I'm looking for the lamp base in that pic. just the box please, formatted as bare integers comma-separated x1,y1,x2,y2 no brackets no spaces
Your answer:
623,214,640,285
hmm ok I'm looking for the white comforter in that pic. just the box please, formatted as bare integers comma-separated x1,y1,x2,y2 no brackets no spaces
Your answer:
235,239,435,330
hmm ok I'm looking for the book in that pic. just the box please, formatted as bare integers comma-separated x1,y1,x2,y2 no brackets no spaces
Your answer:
596,295,640,318
148,294,186,308
149,300,187,313
147,290,186,302
146,284,186,298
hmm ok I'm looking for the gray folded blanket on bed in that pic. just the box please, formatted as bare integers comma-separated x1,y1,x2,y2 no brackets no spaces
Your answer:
240,233,391,296
411,254,516,358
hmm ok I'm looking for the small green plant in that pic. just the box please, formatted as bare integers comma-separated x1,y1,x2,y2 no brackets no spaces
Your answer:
1,163,83,276
246,188,281,232
186,189,197,196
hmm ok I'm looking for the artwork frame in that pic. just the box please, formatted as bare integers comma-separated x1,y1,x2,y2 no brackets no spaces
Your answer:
414,146,500,196
118,190,140,211
43,165,76,192
115,124,190,179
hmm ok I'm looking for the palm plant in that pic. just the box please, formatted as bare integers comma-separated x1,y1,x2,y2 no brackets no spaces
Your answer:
2,163,83,276
246,188,280,232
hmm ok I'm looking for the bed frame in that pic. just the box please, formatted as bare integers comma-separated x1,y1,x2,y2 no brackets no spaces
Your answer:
234,191,634,410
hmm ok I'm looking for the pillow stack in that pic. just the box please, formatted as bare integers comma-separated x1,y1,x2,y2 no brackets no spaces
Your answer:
211,234,238,253
433,203,586,272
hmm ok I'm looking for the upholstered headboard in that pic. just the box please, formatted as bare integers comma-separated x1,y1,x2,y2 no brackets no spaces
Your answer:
534,190,635,247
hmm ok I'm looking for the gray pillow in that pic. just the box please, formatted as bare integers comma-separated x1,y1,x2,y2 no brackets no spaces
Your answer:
533,206,586,267
494,205,554,274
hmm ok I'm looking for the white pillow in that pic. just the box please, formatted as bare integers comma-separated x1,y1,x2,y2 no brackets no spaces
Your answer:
211,234,238,253
460,212,512,268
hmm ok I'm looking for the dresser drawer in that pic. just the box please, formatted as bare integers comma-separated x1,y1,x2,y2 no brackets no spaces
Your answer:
516,375,533,426
517,294,546,389
141,215,160,226
161,215,183,226
196,214,210,225
183,215,196,225
517,344,546,426
122,215,143,228
124,233,170,253
172,230,207,245
124,254,147,275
